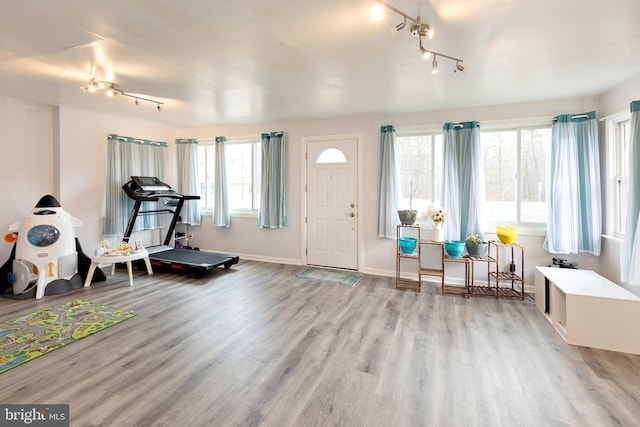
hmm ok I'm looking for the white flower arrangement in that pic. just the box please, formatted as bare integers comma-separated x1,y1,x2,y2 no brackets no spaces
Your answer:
428,206,447,223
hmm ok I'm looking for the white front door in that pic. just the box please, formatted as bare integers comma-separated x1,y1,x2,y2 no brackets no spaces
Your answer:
306,137,358,270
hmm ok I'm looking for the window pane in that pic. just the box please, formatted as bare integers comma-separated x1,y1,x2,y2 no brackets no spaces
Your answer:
619,121,631,176
254,143,262,210
397,135,436,215
316,148,347,163
614,120,630,235
197,145,215,209
433,134,442,207
482,131,517,223
227,143,253,209
520,128,550,223
617,177,628,234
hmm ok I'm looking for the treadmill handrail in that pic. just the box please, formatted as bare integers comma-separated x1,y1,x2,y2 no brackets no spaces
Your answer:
138,209,176,215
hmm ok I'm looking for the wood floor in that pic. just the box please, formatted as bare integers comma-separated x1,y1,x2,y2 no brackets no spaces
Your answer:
1,260,639,427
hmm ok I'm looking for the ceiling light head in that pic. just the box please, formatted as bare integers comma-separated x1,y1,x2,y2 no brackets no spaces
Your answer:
419,45,431,60
395,17,406,31
371,3,384,20
410,23,432,38
455,62,465,73
431,56,439,74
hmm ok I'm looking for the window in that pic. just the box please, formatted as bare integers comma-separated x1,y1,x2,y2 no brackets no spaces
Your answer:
398,125,550,228
198,138,262,213
396,133,443,216
198,144,215,209
613,118,631,236
481,127,550,226
316,148,347,163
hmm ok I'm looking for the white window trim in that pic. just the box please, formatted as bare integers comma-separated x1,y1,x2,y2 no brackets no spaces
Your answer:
604,111,631,239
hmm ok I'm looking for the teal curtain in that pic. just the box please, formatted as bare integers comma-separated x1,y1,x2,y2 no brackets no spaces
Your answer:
104,134,166,237
378,125,399,238
544,111,601,255
441,121,484,241
258,132,286,228
175,139,201,226
621,101,640,284
213,136,230,227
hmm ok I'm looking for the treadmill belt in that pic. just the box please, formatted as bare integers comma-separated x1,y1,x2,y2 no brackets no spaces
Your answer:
150,248,237,268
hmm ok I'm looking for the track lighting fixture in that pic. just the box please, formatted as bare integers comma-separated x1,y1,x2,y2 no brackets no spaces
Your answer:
410,22,433,39
80,77,164,110
373,0,465,74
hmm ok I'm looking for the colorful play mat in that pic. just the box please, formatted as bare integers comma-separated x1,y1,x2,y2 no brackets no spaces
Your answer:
0,299,137,374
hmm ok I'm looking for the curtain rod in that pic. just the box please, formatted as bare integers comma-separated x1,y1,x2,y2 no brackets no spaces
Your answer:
553,113,591,122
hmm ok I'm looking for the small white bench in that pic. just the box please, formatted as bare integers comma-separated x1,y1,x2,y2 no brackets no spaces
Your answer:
535,266,640,355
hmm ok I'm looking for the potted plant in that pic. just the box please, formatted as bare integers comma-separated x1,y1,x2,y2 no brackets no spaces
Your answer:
398,180,417,225
465,234,488,258
397,208,417,225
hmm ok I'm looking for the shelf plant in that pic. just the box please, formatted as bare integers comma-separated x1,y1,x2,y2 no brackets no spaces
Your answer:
397,179,417,225
464,233,488,258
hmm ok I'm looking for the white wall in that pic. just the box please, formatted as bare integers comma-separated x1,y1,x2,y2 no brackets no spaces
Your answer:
176,95,603,287
56,107,175,251
599,73,640,117
0,97,53,262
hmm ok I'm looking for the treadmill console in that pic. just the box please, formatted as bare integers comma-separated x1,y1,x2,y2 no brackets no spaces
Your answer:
131,176,172,192
123,176,183,201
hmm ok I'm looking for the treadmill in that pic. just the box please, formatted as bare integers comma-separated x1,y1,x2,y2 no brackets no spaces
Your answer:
122,176,239,277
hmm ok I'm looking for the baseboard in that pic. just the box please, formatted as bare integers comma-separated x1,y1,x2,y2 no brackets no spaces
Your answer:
199,249,302,266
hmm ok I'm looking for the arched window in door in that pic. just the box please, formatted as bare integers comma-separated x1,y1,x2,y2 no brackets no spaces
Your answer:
316,148,347,164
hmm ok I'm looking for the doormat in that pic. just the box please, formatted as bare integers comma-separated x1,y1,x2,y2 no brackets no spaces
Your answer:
296,267,364,287
0,299,138,374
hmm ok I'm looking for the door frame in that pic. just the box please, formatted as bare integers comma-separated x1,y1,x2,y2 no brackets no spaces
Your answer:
301,133,364,271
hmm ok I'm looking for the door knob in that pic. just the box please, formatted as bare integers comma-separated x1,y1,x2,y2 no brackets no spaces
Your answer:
346,212,355,217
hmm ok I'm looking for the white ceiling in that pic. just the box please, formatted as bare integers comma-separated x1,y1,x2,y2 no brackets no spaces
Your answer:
2,0,640,127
